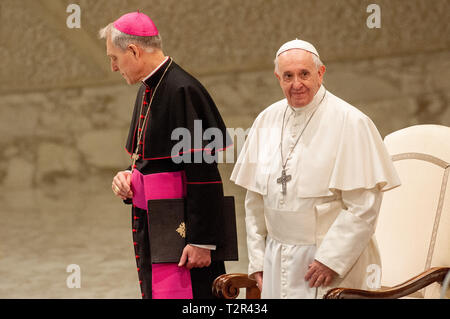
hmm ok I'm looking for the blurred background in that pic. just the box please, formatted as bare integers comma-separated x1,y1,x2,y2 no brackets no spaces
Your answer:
0,0,449,298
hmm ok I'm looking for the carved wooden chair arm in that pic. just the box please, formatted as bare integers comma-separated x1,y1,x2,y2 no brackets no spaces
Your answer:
212,273,261,299
324,267,450,299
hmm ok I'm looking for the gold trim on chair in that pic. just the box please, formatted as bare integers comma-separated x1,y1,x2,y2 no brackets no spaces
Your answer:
392,152,450,297
392,152,449,169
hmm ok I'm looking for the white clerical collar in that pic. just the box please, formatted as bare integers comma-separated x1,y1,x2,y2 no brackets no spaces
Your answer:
288,85,326,114
141,56,170,83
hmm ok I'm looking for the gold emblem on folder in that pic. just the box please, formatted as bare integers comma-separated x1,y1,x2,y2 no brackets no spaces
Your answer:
176,222,186,238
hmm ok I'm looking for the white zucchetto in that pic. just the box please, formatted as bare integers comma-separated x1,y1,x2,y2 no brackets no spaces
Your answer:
276,38,320,58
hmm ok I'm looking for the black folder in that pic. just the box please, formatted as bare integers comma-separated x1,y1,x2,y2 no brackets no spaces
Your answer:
147,196,238,263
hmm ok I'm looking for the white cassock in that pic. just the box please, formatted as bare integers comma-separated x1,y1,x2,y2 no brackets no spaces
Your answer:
231,85,401,298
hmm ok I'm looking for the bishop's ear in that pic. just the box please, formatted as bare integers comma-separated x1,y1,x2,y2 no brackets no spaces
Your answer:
127,44,140,59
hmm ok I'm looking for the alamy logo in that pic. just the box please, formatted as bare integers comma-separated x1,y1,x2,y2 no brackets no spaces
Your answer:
66,4,81,29
366,4,381,29
66,264,81,288
366,264,381,289
169,120,282,165
171,120,250,164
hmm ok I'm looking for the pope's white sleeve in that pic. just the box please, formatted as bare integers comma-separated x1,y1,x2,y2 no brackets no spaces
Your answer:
314,187,383,278
245,190,267,278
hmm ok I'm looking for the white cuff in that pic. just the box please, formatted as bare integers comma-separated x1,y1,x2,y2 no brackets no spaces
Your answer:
189,244,216,250
315,188,382,277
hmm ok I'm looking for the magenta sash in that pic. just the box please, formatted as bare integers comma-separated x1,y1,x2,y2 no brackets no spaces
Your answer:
131,169,192,299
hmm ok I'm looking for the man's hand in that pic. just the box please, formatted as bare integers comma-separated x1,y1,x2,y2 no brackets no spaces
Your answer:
178,245,211,270
112,171,133,200
253,271,263,292
304,260,337,288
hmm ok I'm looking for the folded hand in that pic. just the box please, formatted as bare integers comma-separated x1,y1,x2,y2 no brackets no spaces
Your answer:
304,260,337,288
178,245,211,269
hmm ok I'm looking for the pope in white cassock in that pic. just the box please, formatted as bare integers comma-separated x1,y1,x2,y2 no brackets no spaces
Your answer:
230,39,402,298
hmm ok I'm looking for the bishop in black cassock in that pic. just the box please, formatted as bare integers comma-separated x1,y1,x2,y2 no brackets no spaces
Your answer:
101,12,232,299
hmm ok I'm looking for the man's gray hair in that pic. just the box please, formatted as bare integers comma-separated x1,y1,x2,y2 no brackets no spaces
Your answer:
274,50,324,74
98,23,162,52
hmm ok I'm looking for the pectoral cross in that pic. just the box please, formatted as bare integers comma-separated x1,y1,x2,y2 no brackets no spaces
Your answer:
131,152,140,172
277,169,291,195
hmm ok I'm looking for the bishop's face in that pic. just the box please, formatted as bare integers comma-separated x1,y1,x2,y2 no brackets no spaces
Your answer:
275,49,325,108
106,36,142,85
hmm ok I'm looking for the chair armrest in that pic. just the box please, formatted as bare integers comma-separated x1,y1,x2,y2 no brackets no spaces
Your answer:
323,267,450,299
212,273,261,299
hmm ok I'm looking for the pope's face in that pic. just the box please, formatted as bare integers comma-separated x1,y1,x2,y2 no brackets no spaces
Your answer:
106,36,141,85
275,49,325,108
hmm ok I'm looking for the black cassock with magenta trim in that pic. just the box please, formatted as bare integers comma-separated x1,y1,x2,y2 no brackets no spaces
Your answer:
124,58,232,299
